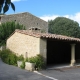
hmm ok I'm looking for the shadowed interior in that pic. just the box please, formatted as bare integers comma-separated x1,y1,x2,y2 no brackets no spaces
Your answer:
47,39,71,66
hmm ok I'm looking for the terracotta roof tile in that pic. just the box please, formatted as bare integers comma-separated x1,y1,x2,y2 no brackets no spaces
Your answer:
15,29,80,42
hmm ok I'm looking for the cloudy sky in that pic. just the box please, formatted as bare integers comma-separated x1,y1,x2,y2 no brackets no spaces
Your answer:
7,0,80,24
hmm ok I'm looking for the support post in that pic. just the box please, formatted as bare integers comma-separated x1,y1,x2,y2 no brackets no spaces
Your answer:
70,44,76,66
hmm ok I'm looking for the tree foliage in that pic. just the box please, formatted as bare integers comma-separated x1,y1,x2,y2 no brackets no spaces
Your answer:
0,21,25,46
0,0,15,13
48,17,80,38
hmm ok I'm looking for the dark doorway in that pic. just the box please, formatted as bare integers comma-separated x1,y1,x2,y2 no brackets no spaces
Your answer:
47,39,71,66
75,43,80,64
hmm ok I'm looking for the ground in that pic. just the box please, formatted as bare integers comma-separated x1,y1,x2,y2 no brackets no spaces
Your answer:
1,58,80,80
0,59,51,80
39,67,80,80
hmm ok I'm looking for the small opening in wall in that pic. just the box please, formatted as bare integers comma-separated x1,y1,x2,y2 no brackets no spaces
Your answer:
14,20,16,21
37,23,38,25
35,28,38,30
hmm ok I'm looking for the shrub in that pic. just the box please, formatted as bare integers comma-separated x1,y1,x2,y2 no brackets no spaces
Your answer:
8,54,17,65
17,55,24,61
0,49,17,65
25,55,45,70
20,61,25,69
0,50,2,57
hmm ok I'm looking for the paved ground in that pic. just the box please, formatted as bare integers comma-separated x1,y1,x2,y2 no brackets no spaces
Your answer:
0,59,51,80
39,67,80,80
1,59,80,80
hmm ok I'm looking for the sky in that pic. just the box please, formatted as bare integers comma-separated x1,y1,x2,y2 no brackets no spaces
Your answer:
6,0,80,24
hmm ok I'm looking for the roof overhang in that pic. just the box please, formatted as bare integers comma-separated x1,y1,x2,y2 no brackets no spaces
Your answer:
14,29,80,42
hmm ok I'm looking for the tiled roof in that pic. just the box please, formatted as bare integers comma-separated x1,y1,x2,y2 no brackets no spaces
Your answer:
15,29,80,42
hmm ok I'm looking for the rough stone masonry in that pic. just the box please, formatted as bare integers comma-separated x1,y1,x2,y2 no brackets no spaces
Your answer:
0,12,48,33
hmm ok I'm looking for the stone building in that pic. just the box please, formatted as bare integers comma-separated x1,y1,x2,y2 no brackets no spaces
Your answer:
0,12,48,32
6,29,80,66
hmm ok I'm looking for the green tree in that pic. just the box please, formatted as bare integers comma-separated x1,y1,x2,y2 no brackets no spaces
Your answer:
0,21,25,46
48,17,80,38
0,0,15,13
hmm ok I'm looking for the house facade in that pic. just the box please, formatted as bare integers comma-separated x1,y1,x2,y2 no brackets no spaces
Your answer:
6,29,80,66
6,29,46,59
0,12,48,33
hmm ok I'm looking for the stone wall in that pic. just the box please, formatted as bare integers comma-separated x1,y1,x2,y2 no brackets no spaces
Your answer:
1,12,48,33
40,39,47,62
7,32,41,58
